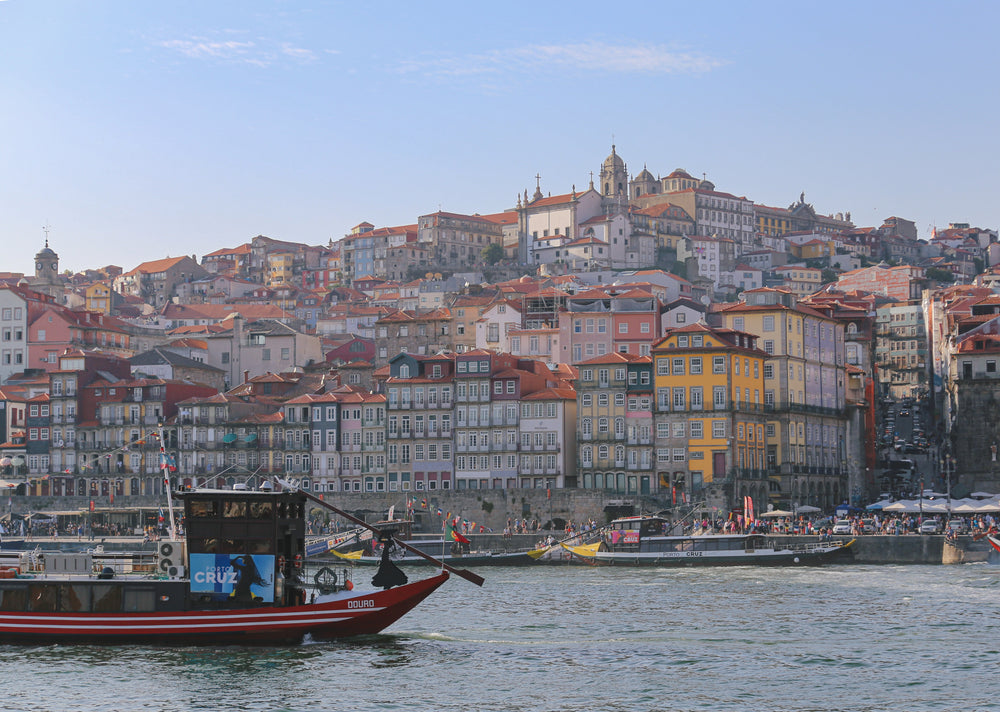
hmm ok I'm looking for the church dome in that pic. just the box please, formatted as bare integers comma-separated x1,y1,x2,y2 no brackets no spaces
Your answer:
35,246,57,259
602,145,625,170
635,166,655,182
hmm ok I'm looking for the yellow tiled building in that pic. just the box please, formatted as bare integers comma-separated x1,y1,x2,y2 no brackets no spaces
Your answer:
651,323,768,511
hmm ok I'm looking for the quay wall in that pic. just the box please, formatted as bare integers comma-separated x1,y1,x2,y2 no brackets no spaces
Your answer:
4,490,663,532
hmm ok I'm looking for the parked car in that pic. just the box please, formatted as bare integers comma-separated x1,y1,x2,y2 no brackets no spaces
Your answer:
860,518,877,534
919,519,943,534
832,519,853,535
946,520,968,535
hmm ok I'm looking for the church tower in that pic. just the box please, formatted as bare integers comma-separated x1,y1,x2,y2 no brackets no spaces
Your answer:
32,231,62,299
599,144,628,201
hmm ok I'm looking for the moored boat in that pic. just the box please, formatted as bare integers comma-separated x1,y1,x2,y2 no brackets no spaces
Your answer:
0,486,458,644
561,515,853,567
330,540,549,567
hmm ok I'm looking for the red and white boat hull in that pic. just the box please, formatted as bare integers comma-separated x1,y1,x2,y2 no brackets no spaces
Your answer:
0,573,448,645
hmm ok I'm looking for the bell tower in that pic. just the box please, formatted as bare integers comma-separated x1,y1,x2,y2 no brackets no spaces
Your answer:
32,226,62,298
599,144,628,201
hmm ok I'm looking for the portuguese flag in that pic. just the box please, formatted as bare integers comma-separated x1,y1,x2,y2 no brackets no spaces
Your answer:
445,520,471,544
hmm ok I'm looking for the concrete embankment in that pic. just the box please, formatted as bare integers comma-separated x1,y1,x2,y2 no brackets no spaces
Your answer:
774,535,994,565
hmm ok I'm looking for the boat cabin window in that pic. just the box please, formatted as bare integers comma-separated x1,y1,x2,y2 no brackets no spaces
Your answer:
123,587,156,612
223,501,247,518
249,500,273,519
93,584,122,612
28,584,58,612
57,584,91,612
0,586,27,611
189,500,219,518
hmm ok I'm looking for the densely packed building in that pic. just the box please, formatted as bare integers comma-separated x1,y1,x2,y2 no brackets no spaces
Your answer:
8,145,1000,509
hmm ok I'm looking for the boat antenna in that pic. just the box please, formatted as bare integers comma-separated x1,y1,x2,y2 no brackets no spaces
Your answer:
158,422,178,540
275,477,485,587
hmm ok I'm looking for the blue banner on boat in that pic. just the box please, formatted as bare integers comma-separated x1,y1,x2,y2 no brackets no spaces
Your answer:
189,553,275,603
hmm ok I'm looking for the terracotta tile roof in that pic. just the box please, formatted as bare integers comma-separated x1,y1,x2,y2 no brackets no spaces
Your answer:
124,256,190,276
203,244,251,258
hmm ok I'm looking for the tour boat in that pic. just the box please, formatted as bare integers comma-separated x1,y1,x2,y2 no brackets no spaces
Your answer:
986,533,1000,553
327,519,549,567
0,487,461,645
561,515,854,567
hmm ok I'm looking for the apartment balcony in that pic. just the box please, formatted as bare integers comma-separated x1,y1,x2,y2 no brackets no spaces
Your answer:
521,442,560,452
626,438,652,446
519,466,562,477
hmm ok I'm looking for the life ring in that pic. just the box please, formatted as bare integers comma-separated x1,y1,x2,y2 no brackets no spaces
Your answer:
313,566,339,594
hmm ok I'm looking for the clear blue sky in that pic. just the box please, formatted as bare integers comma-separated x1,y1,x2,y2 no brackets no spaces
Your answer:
2,0,998,274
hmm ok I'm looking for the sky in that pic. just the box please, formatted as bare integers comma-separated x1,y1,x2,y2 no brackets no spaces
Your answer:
2,1,999,275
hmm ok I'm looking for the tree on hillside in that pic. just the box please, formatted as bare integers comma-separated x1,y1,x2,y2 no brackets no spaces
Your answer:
925,267,955,283
481,243,504,265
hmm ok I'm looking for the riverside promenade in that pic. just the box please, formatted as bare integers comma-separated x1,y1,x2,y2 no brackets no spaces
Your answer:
2,532,993,565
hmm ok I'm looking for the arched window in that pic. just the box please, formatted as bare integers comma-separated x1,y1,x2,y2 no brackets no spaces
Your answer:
399,364,410,379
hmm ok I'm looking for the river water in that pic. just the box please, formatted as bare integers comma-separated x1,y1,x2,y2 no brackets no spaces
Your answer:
3,563,997,712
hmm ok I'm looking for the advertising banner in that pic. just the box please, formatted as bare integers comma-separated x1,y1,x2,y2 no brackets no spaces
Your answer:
189,553,275,603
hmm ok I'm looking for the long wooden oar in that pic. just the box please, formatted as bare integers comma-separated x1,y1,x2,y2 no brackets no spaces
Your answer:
277,479,485,587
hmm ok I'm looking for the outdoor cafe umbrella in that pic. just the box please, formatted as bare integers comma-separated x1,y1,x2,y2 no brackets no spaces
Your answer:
759,509,794,518
795,505,822,514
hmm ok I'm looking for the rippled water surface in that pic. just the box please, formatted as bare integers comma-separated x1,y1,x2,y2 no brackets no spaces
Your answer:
4,564,999,712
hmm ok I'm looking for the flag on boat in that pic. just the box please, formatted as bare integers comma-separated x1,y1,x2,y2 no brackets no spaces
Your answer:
157,508,165,525
445,518,470,544
421,498,428,509
436,507,443,517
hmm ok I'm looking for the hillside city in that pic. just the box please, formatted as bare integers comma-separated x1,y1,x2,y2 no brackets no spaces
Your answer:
1,146,996,516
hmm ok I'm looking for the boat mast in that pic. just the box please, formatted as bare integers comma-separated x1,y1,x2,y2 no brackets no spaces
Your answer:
275,477,485,587
158,422,177,540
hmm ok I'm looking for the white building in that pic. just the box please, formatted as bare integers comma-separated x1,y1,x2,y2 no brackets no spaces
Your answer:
475,300,523,352
516,186,603,265
0,287,30,385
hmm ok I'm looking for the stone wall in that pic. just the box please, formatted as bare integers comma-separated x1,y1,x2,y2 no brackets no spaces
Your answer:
6,489,674,533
